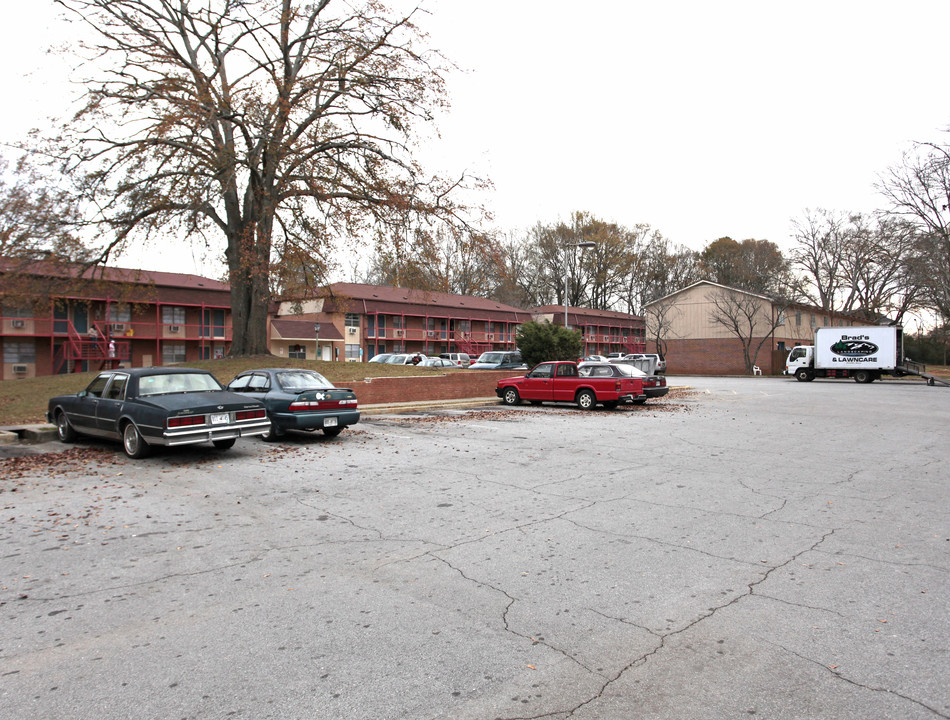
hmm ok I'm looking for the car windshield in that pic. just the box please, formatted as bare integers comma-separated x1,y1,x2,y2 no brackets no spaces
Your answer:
477,353,504,363
277,370,333,391
138,372,222,396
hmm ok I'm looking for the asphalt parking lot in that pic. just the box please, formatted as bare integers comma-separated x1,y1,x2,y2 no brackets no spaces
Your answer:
1,376,948,719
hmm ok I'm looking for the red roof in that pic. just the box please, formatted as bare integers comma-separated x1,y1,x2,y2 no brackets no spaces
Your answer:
270,317,344,341
316,283,532,321
1,257,229,292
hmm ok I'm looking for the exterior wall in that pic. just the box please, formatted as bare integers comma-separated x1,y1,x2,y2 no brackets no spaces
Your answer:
648,282,866,375
664,284,774,340
1,277,233,379
662,337,774,376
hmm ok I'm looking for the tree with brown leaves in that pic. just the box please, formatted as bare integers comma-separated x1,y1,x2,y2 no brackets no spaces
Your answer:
40,0,485,355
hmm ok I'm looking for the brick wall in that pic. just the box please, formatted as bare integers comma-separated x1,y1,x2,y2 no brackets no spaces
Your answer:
660,337,776,375
351,370,509,405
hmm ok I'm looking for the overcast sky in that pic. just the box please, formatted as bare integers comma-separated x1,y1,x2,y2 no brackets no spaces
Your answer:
2,1,949,277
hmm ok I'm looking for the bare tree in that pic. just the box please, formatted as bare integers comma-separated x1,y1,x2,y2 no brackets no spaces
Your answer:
708,289,789,374
790,209,851,310
842,215,922,324
642,297,680,359
700,237,792,296
878,141,950,323
40,0,484,355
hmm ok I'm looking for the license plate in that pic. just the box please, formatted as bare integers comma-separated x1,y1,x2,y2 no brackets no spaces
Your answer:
210,412,230,425
324,417,338,427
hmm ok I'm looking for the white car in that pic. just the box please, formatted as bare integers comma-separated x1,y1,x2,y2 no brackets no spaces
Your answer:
385,353,428,365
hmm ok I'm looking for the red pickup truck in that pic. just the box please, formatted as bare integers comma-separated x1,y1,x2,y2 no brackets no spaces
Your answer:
495,361,645,410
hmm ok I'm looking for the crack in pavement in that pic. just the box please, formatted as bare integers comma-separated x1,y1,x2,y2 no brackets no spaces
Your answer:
429,553,601,679
763,639,950,719
492,529,839,720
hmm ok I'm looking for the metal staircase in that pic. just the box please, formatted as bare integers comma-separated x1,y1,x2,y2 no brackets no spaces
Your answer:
54,321,131,374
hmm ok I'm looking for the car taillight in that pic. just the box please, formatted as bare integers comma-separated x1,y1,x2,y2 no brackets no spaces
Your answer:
236,409,266,421
167,414,204,428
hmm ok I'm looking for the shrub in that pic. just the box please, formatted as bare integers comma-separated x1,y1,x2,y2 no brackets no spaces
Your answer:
516,321,583,368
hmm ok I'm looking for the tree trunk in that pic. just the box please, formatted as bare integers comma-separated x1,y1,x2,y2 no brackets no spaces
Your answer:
226,222,273,357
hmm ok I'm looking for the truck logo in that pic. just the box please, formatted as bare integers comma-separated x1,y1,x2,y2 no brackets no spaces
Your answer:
830,339,879,357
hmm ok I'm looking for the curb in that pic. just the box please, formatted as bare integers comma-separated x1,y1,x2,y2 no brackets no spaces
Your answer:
0,424,59,445
359,397,500,416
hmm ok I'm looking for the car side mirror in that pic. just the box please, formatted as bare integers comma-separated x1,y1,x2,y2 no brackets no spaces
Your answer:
77,390,88,398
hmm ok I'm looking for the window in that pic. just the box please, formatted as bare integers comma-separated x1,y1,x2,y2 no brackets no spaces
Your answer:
247,374,270,391
228,374,251,391
391,315,403,329
108,304,131,322
162,343,187,364
777,310,786,325
345,313,360,327
531,363,554,378
556,363,578,377
289,344,306,359
345,343,360,360
105,375,129,401
3,304,33,318
86,374,110,398
162,306,187,324
3,341,36,363
456,320,471,334
795,311,802,327
202,308,226,338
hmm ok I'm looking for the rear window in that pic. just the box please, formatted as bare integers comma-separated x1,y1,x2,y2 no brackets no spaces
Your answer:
277,371,332,391
139,372,222,395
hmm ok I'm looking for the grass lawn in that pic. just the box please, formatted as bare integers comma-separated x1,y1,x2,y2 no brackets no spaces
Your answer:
0,356,464,426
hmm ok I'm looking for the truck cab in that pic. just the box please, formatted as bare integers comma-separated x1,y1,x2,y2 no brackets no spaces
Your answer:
785,345,814,381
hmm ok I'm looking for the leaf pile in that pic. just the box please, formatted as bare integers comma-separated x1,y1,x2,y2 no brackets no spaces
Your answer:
0,447,123,484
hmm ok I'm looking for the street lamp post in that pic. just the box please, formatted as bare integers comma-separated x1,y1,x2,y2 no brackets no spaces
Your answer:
564,241,597,328
313,323,321,361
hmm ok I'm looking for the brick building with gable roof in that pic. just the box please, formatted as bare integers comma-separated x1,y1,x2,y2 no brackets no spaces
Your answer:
1,260,233,379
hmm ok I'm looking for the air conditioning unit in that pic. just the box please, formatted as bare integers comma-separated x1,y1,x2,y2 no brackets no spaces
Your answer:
426,331,435,338
622,336,628,343
11,319,25,328
168,325,180,333
486,334,494,341
394,329,403,337
347,326,358,335
109,323,125,333
12,364,28,374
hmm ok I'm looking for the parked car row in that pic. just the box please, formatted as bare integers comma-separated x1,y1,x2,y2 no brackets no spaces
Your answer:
47,366,360,458
367,351,528,370
46,353,668,459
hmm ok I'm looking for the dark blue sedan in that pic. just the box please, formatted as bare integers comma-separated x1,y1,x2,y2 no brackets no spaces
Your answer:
226,368,360,440
47,367,270,458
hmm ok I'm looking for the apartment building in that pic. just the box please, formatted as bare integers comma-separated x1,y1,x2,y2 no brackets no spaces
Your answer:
1,261,233,379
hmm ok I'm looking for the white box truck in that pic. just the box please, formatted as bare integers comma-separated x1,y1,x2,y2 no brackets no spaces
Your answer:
785,326,904,384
